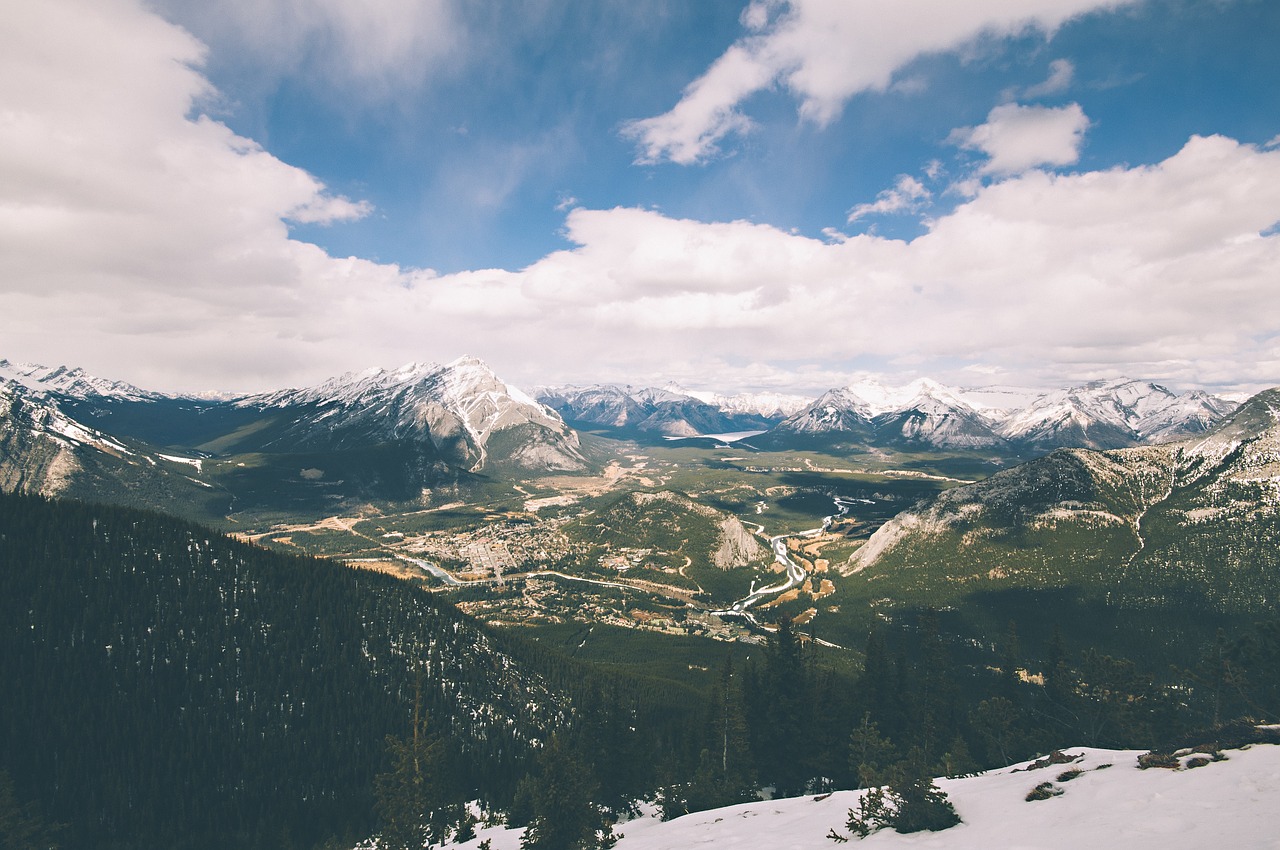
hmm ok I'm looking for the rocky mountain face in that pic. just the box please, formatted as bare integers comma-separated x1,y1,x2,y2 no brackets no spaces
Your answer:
537,384,780,437
995,379,1236,449
844,387,1280,617
0,380,227,516
763,377,1236,453
237,356,585,473
0,356,585,517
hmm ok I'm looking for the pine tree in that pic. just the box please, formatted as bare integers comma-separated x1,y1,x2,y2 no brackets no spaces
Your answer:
886,748,961,834
711,657,755,799
0,770,62,850
757,618,813,794
857,629,895,727
837,747,960,839
969,697,1020,766
847,713,897,789
999,621,1022,702
520,735,609,850
375,683,446,850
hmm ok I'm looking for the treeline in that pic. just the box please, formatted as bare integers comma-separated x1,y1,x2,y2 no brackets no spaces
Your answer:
660,609,1280,819
0,493,702,849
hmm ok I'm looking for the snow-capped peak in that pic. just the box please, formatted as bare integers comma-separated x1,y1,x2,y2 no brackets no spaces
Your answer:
836,377,977,418
0,359,163,402
236,356,581,472
441,355,543,410
998,378,1236,448
692,389,813,419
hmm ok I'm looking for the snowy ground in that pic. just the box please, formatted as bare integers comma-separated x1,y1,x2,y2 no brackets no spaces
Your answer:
442,744,1280,850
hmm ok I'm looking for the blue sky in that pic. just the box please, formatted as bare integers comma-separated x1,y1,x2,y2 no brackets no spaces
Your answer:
3,0,1280,396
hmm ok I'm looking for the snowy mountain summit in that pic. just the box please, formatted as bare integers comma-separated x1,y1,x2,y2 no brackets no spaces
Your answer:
536,383,792,437
238,355,584,472
997,378,1236,450
768,377,1236,452
0,359,163,403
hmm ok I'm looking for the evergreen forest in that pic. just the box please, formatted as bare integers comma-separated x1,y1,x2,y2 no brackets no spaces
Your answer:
3,491,1279,849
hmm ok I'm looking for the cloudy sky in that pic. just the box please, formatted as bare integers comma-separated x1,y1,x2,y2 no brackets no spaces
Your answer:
3,0,1279,396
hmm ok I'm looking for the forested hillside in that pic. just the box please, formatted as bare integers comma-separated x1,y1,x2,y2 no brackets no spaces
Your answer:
0,493,702,849
5,492,1280,849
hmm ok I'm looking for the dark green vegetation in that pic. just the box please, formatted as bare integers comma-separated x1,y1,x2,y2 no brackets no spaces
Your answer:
6,374,1280,847
5,485,1280,848
662,605,1280,828
0,493,706,850
835,391,1280,669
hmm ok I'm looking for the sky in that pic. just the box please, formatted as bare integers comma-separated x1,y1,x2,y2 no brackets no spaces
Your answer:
3,0,1280,397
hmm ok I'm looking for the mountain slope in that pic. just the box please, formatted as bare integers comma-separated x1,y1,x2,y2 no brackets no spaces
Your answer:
236,356,585,473
0,491,575,849
0,380,228,517
844,388,1280,618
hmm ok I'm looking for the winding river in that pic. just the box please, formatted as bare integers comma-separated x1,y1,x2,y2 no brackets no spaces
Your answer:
709,496,856,627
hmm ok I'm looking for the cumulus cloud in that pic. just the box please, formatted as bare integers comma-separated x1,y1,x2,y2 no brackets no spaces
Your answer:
4,0,1279,398
624,0,1134,165
951,102,1090,175
0,0,382,388
450,134,1280,393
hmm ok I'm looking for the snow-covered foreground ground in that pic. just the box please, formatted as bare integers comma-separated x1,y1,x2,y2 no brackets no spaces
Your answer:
445,744,1280,850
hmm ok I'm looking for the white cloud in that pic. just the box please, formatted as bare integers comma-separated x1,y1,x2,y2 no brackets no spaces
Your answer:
1023,58,1076,98
152,0,461,92
473,134,1280,393
3,0,1279,398
0,0,383,388
847,175,932,223
622,43,774,165
952,102,1090,175
625,0,1134,165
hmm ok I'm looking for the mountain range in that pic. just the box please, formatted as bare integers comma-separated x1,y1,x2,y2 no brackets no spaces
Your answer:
761,377,1237,454
842,387,1280,641
0,355,1246,519
0,356,585,514
537,375,1236,454
534,383,803,438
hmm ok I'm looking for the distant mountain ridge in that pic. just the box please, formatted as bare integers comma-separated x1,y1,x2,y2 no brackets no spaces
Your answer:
0,356,1248,518
0,358,165,402
535,383,790,437
763,377,1236,453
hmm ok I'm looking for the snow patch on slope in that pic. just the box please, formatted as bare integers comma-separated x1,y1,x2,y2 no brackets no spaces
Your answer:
428,744,1280,850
